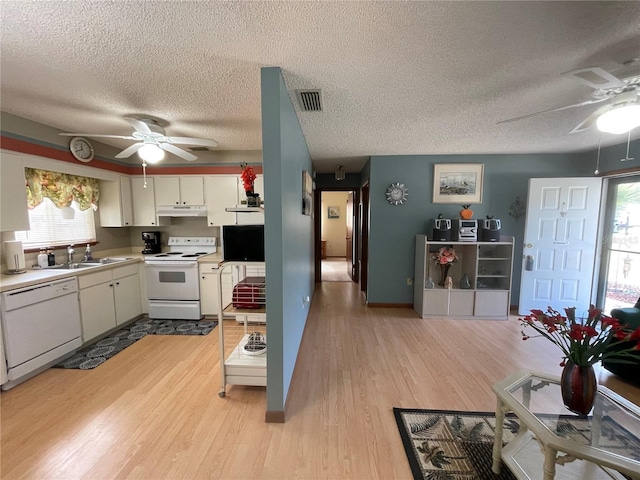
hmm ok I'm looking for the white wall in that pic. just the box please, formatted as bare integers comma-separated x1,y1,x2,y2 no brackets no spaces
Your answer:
321,191,349,257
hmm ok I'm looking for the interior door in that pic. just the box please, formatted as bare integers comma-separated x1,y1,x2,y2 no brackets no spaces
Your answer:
519,178,602,315
346,192,355,280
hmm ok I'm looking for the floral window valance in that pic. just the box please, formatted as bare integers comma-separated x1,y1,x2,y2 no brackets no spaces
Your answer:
25,168,100,211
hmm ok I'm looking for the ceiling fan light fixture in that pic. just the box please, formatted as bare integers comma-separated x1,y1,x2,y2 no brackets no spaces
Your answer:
596,104,640,134
335,165,345,181
138,143,165,163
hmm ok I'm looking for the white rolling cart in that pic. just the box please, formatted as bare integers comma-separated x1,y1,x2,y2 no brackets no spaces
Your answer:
217,261,266,397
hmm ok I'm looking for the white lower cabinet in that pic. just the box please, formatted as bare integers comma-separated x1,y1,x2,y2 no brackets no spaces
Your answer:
79,264,142,343
199,262,232,316
0,323,7,386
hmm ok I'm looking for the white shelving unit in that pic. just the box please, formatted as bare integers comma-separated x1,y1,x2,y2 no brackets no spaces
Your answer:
217,261,266,397
414,235,514,319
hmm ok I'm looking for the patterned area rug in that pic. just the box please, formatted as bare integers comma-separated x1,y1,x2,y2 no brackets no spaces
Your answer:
393,408,639,480
56,318,217,370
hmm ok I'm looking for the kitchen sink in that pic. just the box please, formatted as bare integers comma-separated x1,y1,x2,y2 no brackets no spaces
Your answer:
62,262,103,269
96,257,133,264
61,258,133,269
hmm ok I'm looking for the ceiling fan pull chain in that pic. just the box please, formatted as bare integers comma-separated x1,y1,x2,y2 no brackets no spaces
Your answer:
621,129,635,162
142,161,148,188
594,135,601,175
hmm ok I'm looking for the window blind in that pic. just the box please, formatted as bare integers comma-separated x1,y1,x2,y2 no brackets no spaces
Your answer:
15,198,96,249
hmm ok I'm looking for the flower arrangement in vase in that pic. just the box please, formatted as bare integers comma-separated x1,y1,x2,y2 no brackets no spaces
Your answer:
520,305,640,414
240,162,260,206
431,246,458,286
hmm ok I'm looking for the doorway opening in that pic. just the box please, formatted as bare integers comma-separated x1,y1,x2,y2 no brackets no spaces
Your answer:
599,175,640,312
320,190,355,282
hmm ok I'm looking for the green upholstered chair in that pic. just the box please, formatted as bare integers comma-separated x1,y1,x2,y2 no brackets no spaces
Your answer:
602,298,640,385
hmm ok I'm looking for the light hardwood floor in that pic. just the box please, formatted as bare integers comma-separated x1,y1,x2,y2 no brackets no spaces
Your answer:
1,281,639,479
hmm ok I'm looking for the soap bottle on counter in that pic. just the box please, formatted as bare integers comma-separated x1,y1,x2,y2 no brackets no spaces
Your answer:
47,249,55,266
37,249,48,268
84,244,93,261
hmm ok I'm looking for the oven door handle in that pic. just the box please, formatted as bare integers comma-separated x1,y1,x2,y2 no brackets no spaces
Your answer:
145,262,198,268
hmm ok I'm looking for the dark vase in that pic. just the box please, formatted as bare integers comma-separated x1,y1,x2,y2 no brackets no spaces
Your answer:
560,361,597,415
438,263,451,286
246,191,261,207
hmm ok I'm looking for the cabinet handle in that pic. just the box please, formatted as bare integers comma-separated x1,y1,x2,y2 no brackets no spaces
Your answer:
109,283,114,287
175,202,179,205
116,281,120,285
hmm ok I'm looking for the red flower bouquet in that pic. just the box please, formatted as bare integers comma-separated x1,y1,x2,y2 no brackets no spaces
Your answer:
240,162,256,193
520,305,640,366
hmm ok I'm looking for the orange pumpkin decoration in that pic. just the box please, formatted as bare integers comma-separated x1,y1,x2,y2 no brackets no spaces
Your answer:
460,204,473,219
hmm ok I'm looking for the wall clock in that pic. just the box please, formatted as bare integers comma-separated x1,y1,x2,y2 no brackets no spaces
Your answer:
69,137,94,162
386,182,408,205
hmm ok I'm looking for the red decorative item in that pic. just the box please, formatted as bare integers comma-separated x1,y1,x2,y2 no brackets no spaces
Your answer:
560,360,597,415
240,162,256,193
232,277,265,309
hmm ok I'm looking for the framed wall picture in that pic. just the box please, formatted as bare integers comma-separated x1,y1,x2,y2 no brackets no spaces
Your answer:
433,163,484,204
302,170,313,216
328,206,340,218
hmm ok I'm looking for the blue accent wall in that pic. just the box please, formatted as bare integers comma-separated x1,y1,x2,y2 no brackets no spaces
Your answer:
261,67,314,414
366,152,596,305
596,139,639,175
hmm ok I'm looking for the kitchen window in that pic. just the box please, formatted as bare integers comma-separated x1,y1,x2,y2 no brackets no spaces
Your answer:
14,168,99,249
15,198,96,248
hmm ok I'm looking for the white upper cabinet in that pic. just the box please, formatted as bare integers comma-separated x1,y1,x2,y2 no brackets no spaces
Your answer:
155,176,204,206
204,175,239,226
99,176,133,227
131,176,158,226
0,151,30,232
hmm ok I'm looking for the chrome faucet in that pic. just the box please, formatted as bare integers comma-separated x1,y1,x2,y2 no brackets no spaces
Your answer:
67,244,75,264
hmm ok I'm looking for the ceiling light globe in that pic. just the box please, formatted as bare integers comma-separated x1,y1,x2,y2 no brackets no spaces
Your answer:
596,104,640,134
138,144,165,163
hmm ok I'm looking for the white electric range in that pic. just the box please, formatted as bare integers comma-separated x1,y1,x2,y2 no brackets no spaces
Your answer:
145,236,217,320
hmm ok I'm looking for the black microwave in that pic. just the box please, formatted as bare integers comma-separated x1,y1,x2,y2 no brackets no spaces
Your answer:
222,225,265,262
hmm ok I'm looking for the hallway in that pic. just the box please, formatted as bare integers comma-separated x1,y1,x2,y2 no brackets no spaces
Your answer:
320,257,352,282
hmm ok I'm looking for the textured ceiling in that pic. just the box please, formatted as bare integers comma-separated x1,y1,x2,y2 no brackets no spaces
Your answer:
1,1,639,173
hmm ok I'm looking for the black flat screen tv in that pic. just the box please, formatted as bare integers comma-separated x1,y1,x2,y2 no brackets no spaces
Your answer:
223,224,265,262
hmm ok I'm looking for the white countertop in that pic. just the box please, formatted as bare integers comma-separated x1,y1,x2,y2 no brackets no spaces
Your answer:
0,248,223,292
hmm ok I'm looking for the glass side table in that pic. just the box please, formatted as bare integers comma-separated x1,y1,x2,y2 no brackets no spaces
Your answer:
492,370,640,480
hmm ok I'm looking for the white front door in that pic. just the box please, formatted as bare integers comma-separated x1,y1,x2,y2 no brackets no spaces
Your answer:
519,178,603,315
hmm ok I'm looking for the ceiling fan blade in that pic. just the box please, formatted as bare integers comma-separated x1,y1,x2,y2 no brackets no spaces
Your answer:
159,143,198,161
167,136,218,147
59,133,136,140
569,104,612,134
114,143,144,158
497,98,608,124
562,67,626,90
124,117,153,134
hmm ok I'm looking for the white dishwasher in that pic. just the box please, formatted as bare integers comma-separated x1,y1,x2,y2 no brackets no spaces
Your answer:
1,277,82,390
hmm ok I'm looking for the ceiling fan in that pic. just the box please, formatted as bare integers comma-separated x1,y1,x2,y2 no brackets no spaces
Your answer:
498,66,640,134
60,116,217,162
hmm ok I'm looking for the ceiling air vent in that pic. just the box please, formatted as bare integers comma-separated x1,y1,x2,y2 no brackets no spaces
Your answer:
296,89,322,112
188,146,212,152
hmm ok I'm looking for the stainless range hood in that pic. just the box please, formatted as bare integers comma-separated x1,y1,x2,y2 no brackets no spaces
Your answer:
156,205,208,217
